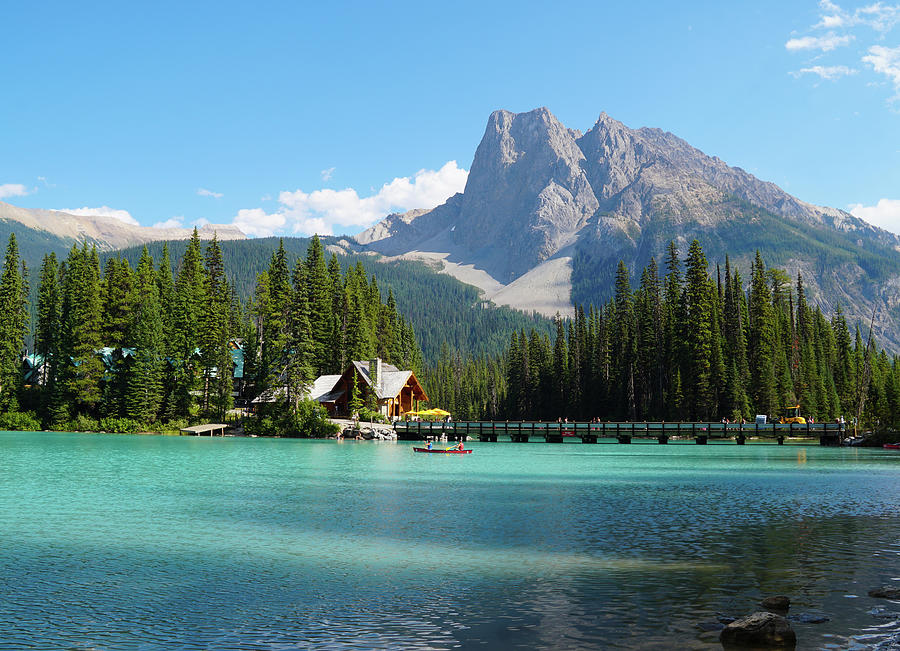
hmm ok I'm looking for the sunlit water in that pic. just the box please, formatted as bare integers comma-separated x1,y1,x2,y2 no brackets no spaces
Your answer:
1,431,898,650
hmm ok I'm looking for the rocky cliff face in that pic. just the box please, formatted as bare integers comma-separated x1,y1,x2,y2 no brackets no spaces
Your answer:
355,107,900,348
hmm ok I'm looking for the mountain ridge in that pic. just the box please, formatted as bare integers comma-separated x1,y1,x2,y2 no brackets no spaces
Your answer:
0,201,245,253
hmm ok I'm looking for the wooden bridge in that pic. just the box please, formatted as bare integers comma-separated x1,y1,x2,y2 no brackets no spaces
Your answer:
394,420,846,445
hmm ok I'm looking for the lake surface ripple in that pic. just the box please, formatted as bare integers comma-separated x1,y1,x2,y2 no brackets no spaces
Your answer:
1,432,899,649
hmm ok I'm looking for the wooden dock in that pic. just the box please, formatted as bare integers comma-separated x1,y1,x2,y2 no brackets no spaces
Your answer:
180,423,229,436
394,420,846,445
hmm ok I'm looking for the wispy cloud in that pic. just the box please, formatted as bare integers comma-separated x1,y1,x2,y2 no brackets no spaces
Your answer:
787,2,900,103
152,217,184,229
57,206,139,226
790,64,858,79
850,198,900,233
0,183,32,199
815,0,900,33
863,44,900,96
321,167,336,181
232,160,469,238
786,32,854,51
197,188,223,198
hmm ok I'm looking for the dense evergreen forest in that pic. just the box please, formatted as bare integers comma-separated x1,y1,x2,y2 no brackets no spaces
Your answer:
429,240,900,435
0,232,421,435
108,237,552,363
2,232,900,437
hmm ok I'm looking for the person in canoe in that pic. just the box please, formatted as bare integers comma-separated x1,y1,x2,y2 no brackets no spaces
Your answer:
426,440,433,450
457,441,464,451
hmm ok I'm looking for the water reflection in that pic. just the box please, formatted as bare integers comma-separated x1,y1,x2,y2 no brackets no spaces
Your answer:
1,432,899,650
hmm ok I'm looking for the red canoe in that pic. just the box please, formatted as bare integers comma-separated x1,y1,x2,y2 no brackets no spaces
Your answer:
413,447,473,454
884,443,900,450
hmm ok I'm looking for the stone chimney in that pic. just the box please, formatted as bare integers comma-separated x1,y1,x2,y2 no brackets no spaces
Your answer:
369,357,382,392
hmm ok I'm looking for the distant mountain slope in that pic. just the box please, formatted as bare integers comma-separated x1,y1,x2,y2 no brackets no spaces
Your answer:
355,107,900,348
109,237,552,362
0,201,244,266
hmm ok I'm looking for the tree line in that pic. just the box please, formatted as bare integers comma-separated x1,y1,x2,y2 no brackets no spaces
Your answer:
428,240,900,432
0,232,422,434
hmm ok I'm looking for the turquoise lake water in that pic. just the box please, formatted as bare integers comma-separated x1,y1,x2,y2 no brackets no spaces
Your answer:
1,431,899,650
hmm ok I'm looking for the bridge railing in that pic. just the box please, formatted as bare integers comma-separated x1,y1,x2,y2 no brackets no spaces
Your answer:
393,420,845,439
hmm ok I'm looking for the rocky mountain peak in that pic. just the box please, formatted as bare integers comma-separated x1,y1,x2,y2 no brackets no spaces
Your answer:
354,107,900,347
453,107,599,279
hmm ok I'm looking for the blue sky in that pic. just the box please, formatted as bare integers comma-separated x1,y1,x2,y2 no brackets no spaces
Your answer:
2,1,899,235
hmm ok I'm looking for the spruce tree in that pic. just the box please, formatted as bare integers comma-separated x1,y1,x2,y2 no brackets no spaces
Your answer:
0,234,28,410
200,236,233,419
123,247,164,422
305,235,333,374
747,251,777,417
35,253,61,391
682,240,714,419
56,244,104,419
172,229,205,416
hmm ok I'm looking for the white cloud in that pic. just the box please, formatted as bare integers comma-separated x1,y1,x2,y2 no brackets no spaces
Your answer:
863,44,900,94
233,208,286,237
58,206,139,226
232,160,468,237
152,217,184,229
0,183,31,199
790,64,858,79
785,31,854,51
321,167,336,181
197,188,223,198
850,198,900,232
814,1,900,32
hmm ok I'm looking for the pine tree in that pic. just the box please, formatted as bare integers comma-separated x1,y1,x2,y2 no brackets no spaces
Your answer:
682,240,714,419
123,247,164,422
100,257,134,347
172,229,206,416
200,236,233,419
305,235,333,374
747,251,777,417
0,234,28,410
287,258,314,408
612,260,635,419
35,253,61,391
56,244,104,419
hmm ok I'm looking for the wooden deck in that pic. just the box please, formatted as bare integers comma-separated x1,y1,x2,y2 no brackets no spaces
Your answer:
180,423,229,436
394,420,846,445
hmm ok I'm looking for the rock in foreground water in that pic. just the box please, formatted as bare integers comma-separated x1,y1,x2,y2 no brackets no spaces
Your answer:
720,611,796,649
868,586,900,599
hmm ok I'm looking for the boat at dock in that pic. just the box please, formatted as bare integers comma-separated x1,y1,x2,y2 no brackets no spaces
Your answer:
413,447,472,454
884,443,900,450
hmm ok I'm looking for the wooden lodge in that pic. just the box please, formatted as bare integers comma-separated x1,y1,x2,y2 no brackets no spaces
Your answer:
315,358,428,419
252,358,428,420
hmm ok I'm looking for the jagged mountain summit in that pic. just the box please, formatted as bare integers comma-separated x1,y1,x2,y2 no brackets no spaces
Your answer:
0,201,245,261
356,107,900,347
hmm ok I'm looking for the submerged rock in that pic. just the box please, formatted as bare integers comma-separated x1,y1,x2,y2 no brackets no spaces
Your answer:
720,612,797,649
868,586,900,599
761,595,791,611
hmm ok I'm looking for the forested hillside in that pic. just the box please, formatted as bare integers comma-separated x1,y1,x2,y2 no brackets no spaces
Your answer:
109,237,552,362
429,239,900,435
1,232,419,435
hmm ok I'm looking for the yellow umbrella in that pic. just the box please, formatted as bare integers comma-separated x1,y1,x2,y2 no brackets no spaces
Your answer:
429,408,451,417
